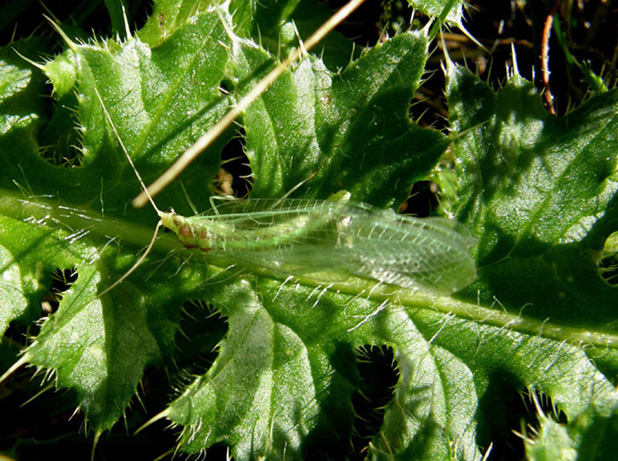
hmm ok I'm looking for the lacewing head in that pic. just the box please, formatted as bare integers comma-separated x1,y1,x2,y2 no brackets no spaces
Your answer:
160,211,213,252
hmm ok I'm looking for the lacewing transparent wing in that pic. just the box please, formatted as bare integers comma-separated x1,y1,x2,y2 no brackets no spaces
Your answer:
160,198,476,295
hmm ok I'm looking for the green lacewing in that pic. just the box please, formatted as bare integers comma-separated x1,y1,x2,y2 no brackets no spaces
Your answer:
159,198,477,295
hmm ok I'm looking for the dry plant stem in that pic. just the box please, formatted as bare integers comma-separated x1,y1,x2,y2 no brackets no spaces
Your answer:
133,0,367,208
542,0,560,115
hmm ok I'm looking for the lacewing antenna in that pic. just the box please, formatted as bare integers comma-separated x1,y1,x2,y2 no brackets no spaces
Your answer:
93,87,166,296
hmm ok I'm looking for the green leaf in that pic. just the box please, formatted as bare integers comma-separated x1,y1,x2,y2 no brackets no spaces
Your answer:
239,31,444,204
444,63,618,458
229,0,357,70
0,8,234,436
525,394,618,460
3,1,618,459
447,64,618,338
138,0,213,46
410,0,465,25
1,2,453,455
